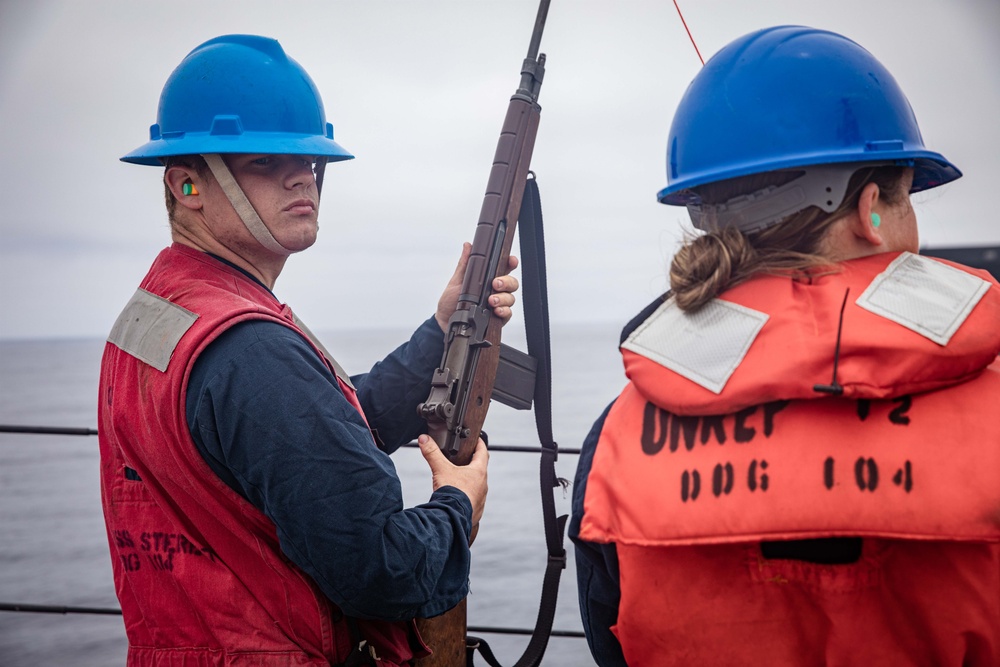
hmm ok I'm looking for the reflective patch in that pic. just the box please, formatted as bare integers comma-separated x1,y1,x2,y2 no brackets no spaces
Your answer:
622,298,768,394
107,289,198,372
856,252,991,346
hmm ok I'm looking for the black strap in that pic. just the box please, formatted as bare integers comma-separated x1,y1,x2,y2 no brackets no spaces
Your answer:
514,176,568,667
468,175,568,667
466,636,503,667
337,617,378,667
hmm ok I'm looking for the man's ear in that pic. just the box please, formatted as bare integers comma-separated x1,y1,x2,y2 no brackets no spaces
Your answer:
165,166,204,211
851,181,884,248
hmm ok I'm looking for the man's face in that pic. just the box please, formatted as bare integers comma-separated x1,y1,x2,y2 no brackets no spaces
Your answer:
205,154,321,256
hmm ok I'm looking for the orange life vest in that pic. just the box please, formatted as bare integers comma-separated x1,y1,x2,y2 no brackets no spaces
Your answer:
579,252,1000,666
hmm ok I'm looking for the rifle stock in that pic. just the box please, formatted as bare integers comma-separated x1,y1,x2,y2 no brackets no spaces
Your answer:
414,2,550,665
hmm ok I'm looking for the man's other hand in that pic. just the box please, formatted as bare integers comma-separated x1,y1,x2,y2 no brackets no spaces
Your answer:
417,434,488,530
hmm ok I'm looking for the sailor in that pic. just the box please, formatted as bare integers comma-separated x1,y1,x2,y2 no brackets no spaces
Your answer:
570,25,1000,665
99,35,518,666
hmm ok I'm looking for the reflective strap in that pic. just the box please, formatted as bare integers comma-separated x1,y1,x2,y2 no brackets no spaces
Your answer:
622,297,768,394
107,288,198,372
291,313,355,390
202,154,289,255
856,252,991,346
315,156,328,197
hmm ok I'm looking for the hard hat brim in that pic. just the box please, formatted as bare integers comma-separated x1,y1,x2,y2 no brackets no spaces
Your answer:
121,132,354,166
657,151,962,206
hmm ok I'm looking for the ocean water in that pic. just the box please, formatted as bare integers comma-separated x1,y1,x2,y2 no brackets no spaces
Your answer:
0,322,628,666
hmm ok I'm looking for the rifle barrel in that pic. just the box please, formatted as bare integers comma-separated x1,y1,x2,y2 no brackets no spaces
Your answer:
525,0,551,60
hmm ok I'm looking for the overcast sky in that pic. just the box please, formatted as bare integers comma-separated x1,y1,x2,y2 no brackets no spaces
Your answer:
1,0,998,341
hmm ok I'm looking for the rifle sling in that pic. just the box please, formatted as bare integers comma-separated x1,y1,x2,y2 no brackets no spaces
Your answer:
472,176,568,667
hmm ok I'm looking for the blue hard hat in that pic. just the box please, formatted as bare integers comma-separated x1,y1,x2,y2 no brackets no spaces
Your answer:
658,26,960,205
122,35,353,166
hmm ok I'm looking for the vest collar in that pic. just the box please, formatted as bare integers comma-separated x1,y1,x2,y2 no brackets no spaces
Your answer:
623,252,1000,416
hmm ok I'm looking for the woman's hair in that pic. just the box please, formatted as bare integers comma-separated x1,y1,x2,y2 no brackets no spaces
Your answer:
669,165,908,311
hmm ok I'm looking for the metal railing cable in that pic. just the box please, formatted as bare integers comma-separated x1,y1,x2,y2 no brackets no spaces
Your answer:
0,602,585,638
0,425,585,640
0,424,99,436
0,424,580,454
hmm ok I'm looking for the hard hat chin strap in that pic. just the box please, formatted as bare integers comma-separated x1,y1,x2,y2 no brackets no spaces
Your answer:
202,154,291,255
315,156,328,197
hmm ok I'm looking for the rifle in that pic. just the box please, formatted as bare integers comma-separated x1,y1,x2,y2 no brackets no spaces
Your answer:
415,2,552,665
418,1,550,465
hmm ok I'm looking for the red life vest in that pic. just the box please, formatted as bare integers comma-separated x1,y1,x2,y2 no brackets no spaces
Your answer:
99,244,424,666
579,252,1000,666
